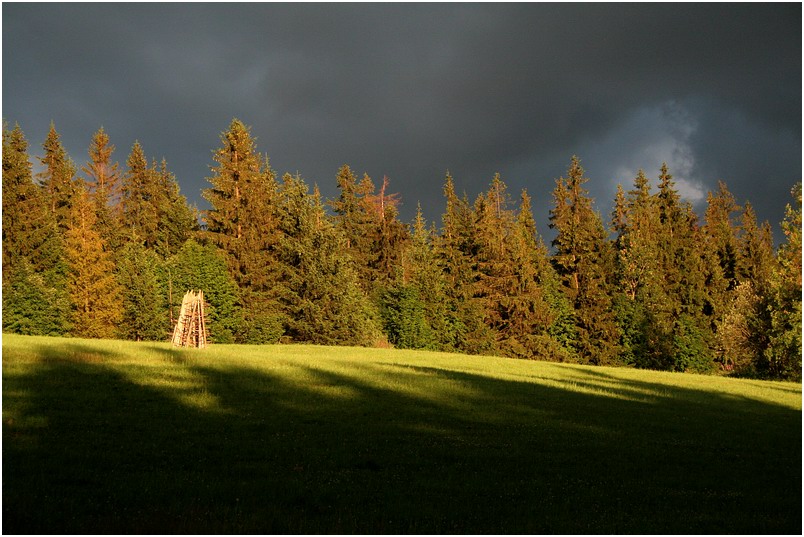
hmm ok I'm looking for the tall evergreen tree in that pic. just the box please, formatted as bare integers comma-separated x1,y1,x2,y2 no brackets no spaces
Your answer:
82,127,123,249
120,141,159,247
549,156,619,364
116,242,168,341
167,239,245,344
760,184,802,380
736,201,775,291
277,173,381,346
64,187,123,339
202,119,284,342
652,164,715,372
436,172,495,354
154,158,196,257
3,123,60,273
37,122,79,233
2,123,69,335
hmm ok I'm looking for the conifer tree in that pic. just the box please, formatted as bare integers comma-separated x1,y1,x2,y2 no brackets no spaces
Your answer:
277,173,381,346
651,164,715,372
382,204,449,350
549,156,619,364
116,242,168,341
37,122,79,233
760,184,802,380
737,201,775,290
436,172,495,354
329,164,374,254
202,119,284,342
120,141,159,247
404,204,455,349
2,123,69,335
365,175,409,286
64,187,123,339
610,170,672,367
154,158,196,257
3,123,59,272
82,127,123,249
167,240,244,344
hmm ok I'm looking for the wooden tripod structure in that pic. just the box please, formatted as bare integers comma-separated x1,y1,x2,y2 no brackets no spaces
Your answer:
171,290,209,348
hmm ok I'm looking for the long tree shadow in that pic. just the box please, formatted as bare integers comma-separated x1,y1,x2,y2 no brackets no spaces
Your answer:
3,342,801,534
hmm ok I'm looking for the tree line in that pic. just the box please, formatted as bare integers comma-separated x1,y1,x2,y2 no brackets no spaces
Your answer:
3,119,801,380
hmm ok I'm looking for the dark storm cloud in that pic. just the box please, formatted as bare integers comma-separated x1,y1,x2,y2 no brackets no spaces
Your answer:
3,3,800,237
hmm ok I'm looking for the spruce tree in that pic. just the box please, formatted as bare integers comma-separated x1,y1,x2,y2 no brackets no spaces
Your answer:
202,119,284,342
120,141,159,247
116,242,168,341
82,127,123,250
652,164,715,372
401,204,455,350
277,173,381,346
737,201,775,291
761,184,802,380
2,123,69,334
37,122,79,233
436,172,495,355
154,158,196,257
3,123,59,273
64,187,123,339
549,156,620,364
168,240,245,344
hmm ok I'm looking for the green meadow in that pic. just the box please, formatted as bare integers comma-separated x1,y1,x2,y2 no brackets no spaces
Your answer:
2,333,801,533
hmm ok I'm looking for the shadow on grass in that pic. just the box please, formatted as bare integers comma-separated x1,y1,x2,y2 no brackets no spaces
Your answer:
3,341,801,534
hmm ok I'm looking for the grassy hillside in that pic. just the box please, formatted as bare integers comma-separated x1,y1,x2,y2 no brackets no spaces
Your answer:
3,333,801,533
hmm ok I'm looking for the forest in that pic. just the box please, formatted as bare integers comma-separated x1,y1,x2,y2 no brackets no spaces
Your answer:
2,118,801,380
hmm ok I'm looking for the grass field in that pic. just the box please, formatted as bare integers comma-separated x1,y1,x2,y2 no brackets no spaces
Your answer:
2,333,801,533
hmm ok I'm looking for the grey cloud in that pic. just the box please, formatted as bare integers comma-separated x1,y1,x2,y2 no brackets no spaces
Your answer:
3,3,800,239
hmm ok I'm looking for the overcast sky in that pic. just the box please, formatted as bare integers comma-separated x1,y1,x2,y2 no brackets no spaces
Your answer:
3,3,801,241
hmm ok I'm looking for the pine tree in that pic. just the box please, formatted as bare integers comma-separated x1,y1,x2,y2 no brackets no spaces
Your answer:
167,240,244,344
549,156,620,364
120,141,159,247
37,122,79,233
64,187,123,339
82,127,123,249
277,173,381,346
761,184,802,380
202,119,284,342
365,175,409,287
2,123,69,335
2,258,70,336
382,204,451,350
717,201,776,375
116,242,168,341
436,172,495,354
652,164,715,372
737,201,775,291
3,123,59,273
154,158,196,257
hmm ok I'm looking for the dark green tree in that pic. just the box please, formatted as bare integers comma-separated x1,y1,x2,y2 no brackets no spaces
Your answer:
3,123,61,273
202,119,284,342
277,173,381,346
759,184,802,380
549,156,619,364
2,123,69,335
116,242,169,341
120,141,159,247
167,239,244,344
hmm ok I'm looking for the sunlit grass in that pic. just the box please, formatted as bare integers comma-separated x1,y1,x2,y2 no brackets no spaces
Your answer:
3,333,801,533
